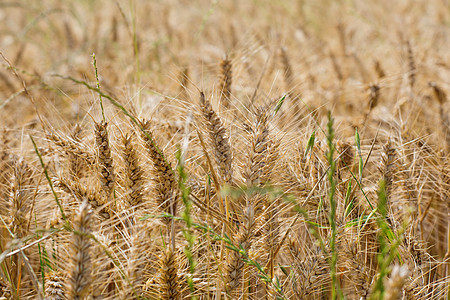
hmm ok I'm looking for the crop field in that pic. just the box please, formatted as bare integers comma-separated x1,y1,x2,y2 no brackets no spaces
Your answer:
0,0,449,299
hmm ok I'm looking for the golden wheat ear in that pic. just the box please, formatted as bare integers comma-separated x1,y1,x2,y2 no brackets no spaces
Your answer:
67,124,88,180
199,91,233,185
218,55,232,108
406,40,416,90
429,82,449,152
0,275,12,299
94,121,115,199
158,248,182,300
121,133,144,208
119,223,149,299
224,205,255,294
54,176,110,219
9,157,34,239
378,139,396,199
244,107,279,189
178,66,190,101
383,265,409,300
44,271,65,300
373,59,386,79
66,201,93,299
140,120,178,224
46,132,95,167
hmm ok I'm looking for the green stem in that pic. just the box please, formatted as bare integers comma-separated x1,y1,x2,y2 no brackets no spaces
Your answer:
326,112,344,300
30,135,67,222
92,53,105,122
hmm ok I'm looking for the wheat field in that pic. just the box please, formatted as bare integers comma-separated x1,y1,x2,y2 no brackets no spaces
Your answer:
0,0,449,299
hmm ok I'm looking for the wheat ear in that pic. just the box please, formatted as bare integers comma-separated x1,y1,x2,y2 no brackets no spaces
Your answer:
9,157,34,238
244,108,278,188
219,55,232,107
159,249,181,300
373,59,386,79
406,40,416,90
141,120,178,223
121,133,144,208
67,201,93,299
378,139,396,198
280,47,295,98
384,265,409,300
224,205,256,293
429,81,449,152
55,177,109,219
68,124,87,179
199,91,233,185
94,121,115,199
44,271,65,300
46,132,95,166
364,84,381,124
